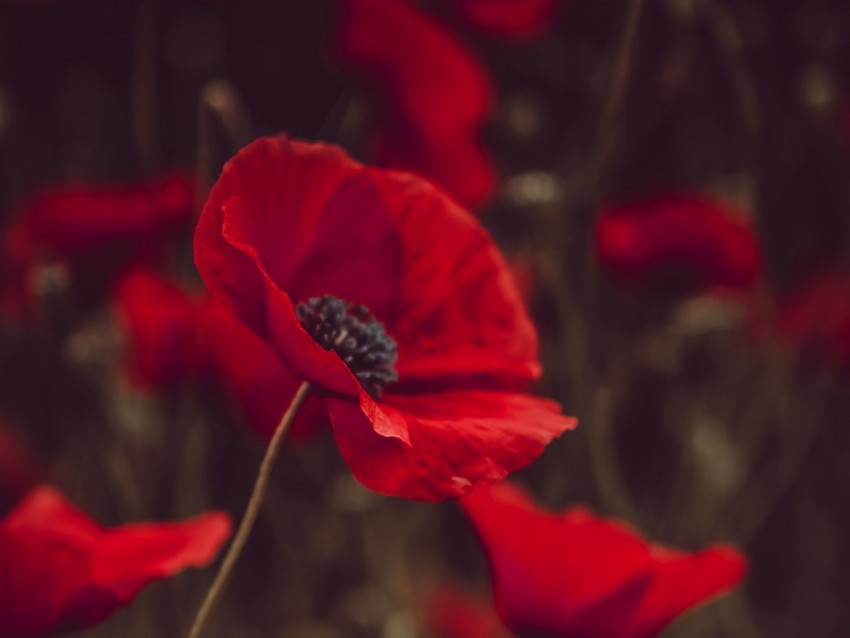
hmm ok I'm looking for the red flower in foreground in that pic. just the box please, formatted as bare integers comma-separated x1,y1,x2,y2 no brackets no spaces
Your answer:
336,0,496,208
194,134,575,501
452,0,561,40
0,485,231,637
112,268,206,391
2,172,195,311
595,192,760,295
460,482,747,638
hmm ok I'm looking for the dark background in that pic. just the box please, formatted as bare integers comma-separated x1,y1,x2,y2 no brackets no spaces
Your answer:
1,1,850,636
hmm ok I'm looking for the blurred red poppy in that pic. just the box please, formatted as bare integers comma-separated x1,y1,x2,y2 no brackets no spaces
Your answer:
199,297,328,440
112,268,206,391
0,485,231,637
460,482,747,638
336,0,496,208
452,0,561,40
595,192,760,295
426,584,511,638
194,134,576,501
2,172,196,312
773,267,850,369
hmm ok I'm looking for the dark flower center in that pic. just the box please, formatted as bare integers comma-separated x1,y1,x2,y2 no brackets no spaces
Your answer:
296,295,398,397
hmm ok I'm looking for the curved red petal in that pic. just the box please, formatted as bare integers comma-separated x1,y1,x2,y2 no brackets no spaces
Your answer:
630,546,747,638
453,0,561,39
200,298,328,439
326,391,576,501
0,486,231,637
460,483,747,638
195,135,363,333
596,192,761,294
367,168,540,386
113,268,204,391
336,0,495,207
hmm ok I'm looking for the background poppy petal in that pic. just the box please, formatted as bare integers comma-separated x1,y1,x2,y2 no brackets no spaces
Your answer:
0,486,231,637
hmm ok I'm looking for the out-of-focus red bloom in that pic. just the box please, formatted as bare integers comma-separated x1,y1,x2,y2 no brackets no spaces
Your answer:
595,192,760,295
452,0,560,40
426,584,511,638
773,267,850,369
2,172,196,312
0,485,231,637
200,298,328,439
112,268,206,391
460,482,747,638
336,0,496,208
194,134,575,501
0,421,42,514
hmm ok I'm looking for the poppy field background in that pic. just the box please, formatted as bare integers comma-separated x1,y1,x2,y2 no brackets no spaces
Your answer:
1,0,850,636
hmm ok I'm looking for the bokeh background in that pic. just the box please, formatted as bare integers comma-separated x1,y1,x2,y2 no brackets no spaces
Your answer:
1,0,850,636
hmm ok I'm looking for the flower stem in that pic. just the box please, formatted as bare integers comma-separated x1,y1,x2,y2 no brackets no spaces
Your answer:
133,0,159,173
187,381,312,638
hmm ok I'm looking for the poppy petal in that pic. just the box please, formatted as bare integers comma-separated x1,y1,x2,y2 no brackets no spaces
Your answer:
633,545,748,638
367,167,540,386
3,172,196,308
325,391,576,501
113,268,204,390
337,0,495,207
595,191,760,294
195,135,365,335
0,486,231,637
460,483,747,638
453,0,560,40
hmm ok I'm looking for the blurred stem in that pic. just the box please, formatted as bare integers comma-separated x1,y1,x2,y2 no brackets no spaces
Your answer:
696,0,760,161
133,0,159,173
196,80,254,203
317,91,370,148
187,381,312,638
556,0,649,521
586,0,648,197
728,369,834,543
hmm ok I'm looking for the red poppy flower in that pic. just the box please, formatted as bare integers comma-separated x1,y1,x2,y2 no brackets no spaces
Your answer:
112,268,206,391
194,134,575,501
336,0,496,208
451,0,561,40
772,267,850,369
0,485,231,637
2,172,196,311
595,191,760,295
460,482,747,638
200,297,328,439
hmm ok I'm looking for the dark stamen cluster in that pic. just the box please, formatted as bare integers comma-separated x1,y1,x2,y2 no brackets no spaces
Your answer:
296,295,398,397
